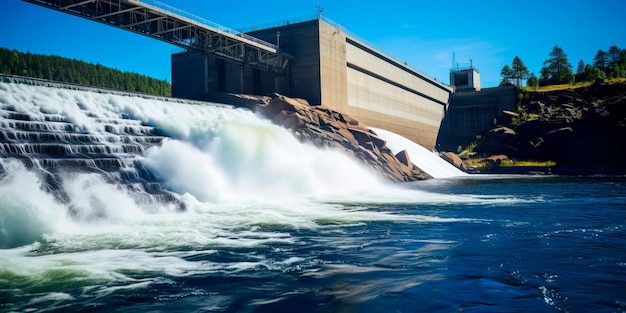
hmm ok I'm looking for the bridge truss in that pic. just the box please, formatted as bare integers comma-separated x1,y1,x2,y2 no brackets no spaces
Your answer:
23,0,290,74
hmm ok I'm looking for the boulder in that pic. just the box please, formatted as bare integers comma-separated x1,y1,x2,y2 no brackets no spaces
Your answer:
240,93,430,182
487,154,508,163
395,150,411,168
440,151,468,171
489,126,516,136
347,127,382,148
257,93,310,118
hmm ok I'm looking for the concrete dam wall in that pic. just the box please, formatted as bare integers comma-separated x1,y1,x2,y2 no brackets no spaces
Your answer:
172,18,451,150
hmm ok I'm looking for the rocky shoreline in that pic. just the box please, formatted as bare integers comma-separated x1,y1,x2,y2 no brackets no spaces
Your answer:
454,80,626,176
202,80,626,179
227,93,431,182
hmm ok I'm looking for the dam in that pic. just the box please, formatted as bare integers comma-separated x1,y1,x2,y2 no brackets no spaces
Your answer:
173,17,452,150
23,0,452,151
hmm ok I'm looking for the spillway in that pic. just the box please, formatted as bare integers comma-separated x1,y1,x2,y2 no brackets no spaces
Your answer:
0,75,391,218
0,76,185,208
369,127,467,178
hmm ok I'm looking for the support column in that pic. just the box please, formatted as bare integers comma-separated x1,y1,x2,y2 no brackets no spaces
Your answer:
239,66,244,93
203,54,209,93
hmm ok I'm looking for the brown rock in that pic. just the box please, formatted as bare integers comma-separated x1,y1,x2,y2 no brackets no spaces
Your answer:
395,150,412,168
487,154,508,163
394,150,413,173
241,93,430,182
347,127,386,149
258,93,309,117
489,126,516,136
440,151,468,171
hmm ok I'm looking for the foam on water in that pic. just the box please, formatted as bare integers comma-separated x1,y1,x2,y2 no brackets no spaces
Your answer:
0,82,527,304
0,82,519,247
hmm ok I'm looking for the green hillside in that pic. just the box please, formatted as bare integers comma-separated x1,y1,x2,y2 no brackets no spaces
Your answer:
0,47,171,97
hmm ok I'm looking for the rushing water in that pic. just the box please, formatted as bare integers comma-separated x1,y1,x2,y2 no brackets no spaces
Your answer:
369,127,466,179
1,80,625,312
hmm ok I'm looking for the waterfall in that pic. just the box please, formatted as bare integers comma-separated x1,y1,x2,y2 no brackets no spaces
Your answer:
0,77,179,207
0,76,507,313
0,76,390,209
368,127,467,178
1,76,486,251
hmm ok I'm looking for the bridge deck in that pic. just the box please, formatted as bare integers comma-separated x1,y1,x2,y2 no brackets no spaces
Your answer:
23,0,290,73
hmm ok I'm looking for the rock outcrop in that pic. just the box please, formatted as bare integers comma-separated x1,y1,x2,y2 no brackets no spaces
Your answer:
440,151,469,172
232,93,430,182
474,80,626,174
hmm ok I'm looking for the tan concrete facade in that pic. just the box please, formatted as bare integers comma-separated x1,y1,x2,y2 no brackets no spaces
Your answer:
316,20,452,150
318,21,348,114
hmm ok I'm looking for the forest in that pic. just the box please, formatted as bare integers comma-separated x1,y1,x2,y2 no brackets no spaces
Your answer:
500,45,626,88
0,47,171,97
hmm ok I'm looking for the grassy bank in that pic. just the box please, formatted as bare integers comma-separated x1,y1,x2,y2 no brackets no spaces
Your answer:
521,78,626,92
466,158,556,171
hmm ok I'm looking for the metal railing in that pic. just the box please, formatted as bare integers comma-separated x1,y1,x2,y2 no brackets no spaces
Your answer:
450,64,479,73
237,14,319,33
136,0,278,50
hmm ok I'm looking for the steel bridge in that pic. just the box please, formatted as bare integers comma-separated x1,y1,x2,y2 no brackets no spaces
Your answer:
23,0,291,74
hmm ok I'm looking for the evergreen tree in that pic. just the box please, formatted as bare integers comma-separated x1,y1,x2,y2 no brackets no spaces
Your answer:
608,45,621,68
527,73,539,88
500,64,514,85
583,64,607,82
611,63,625,79
0,47,171,96
511,56,530,87
498,78,513,87
500,56,530,86
541,45,573,83
593,49,607,72
576,59,585,74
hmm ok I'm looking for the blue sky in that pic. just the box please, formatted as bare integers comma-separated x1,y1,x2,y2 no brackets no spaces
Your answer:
2,0,625,87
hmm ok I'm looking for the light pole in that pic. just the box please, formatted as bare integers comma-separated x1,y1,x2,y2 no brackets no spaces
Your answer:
315,5,324,18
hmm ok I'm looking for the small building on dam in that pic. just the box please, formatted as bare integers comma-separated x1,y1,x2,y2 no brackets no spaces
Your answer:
172,17,452,150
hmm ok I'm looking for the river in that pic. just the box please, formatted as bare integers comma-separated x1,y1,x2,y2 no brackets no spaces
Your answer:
1,80,625,312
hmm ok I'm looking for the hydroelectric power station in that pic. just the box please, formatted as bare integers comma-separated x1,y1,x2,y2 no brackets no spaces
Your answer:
172,18,452,150
23,0,452,150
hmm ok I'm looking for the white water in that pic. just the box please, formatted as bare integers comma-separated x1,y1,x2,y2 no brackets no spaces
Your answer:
368,127,467,178
0,82,512,299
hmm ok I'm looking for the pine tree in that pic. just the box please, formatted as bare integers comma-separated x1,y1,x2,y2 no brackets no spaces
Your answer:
608,46,621,68
527,73,539,88
0,47,171,96
576,59,585,74
541,45,573,83
511,56,530,87
593,50,607,72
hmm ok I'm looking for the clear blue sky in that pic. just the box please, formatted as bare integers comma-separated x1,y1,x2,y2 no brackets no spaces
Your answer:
2,0,625,87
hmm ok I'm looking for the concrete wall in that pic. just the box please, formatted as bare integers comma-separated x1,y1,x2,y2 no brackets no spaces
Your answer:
318,21,348,110
338,34,451,150
437,85,518,151
171,52,207,99
172,51,228,99
247,20,322,102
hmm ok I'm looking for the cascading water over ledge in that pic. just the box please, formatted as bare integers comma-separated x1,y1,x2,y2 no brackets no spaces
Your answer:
0,75,392,216
0,75,236,210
